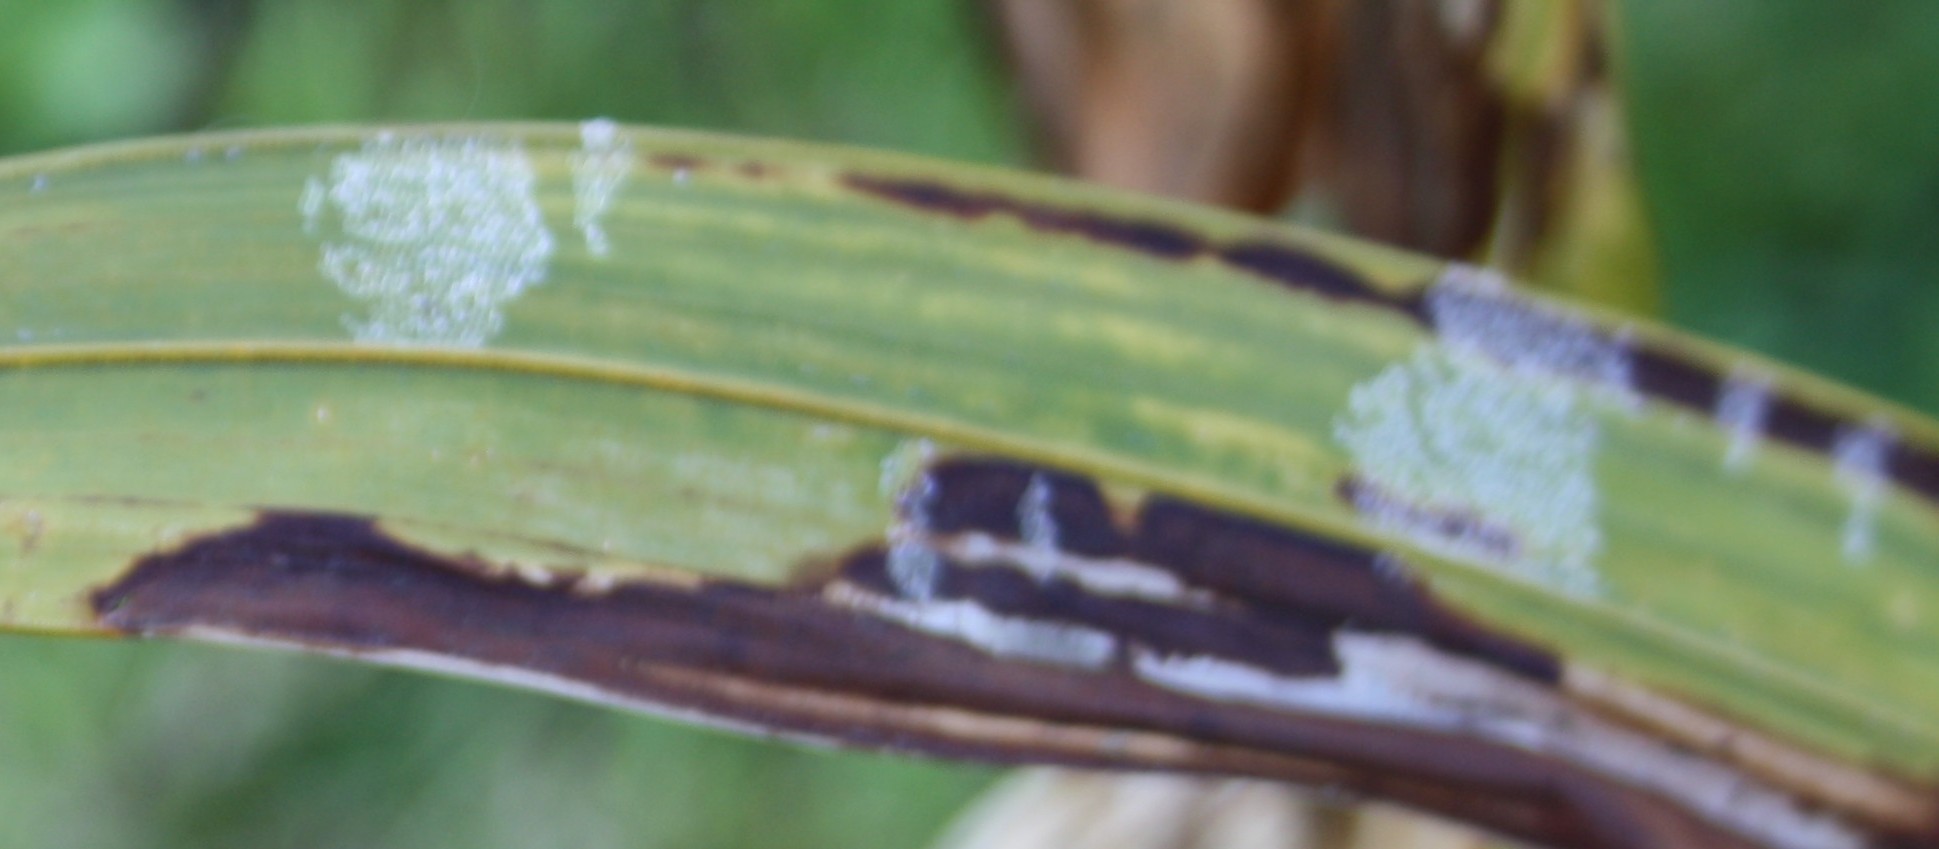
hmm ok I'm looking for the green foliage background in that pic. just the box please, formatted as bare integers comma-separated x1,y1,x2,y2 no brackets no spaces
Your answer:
1619,1,1939,412
2,1,1936,846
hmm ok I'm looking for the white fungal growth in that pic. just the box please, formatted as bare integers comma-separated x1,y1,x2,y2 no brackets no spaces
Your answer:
1018,473,1059,552
1335,347,1604,596
1331,264,1622,598
887,471,942,600
1716,368,1774,472
1833,422,1894,565
571,118,634,257
303,133,555,346
1427,263,1635,402
876,440,943,599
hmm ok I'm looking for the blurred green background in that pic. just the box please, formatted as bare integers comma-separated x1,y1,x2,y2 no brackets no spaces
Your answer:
2,1,1937,846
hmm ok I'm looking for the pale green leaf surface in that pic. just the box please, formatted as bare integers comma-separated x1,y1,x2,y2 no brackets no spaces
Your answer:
0,124,1935,782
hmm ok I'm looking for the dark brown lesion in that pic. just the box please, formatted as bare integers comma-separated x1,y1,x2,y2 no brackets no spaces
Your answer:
841,174,1204,259
920,459,1128,557
839,172,1436,314
1628,339,1939,506
919,457,1558,682
81,513,1670,848
837,546,1340,678
89,459,1936,849
841,171,1429,317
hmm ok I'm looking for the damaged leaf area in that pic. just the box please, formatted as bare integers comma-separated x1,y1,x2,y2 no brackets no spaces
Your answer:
89,458,1938,849
2,125,1938,849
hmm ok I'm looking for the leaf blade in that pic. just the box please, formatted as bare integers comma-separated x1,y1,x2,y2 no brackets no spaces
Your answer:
2,123,1936,846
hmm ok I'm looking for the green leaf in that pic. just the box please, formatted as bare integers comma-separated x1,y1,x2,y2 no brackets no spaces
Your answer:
1,124,1934,848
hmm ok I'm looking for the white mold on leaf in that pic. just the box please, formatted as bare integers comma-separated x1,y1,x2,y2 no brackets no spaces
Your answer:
879,439,943,600
1335,347,1605,596
1334,263,1621,598
887,470,943,601
1833,422,1894,566
570,118,634,257
1018,472,1059,552
303,132,555,346
1716,367,1774,472
1427,263,1635,402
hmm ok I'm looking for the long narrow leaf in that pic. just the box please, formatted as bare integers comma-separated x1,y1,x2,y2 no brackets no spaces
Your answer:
1,124,1934,849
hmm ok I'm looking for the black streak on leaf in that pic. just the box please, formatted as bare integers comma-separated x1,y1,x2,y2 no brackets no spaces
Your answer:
90,510,1741,849
919,458,1558,683
89,452,1933,849
843,172,1939,511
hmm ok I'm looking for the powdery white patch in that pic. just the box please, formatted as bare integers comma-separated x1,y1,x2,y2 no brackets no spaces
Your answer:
1716,367,1774,472
571,118,633,257
1335,346,1604,596
827,584,1117,670
1333,263,1629,598
879,439,941,599
887,471,943,600
303,132,555,346
1134,634,1863,849
1427,263,1635,402
1833,422,1894,566
1017,473,1059,551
